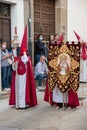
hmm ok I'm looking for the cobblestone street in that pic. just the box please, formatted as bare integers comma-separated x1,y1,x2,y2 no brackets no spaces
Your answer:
0,83,87,130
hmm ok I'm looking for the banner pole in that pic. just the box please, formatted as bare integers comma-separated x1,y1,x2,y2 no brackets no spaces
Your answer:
63,93,65,110
81,84,84,106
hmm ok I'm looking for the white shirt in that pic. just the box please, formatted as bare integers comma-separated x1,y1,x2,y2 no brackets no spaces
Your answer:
34,61,48,78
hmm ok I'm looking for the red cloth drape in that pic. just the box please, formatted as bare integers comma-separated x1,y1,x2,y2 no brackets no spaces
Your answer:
44,82,79,107
81,43,87,60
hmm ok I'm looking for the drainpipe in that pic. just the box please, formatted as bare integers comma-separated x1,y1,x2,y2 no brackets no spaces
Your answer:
0,44,2,93
28,0,32,58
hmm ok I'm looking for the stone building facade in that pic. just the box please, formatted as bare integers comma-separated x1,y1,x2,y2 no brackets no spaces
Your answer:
0,0,67,91
3,0,87,91
0,0,67,58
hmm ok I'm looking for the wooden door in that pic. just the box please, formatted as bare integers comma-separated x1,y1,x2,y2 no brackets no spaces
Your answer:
0,18,11,47
34,0,55,41
0,3,11,47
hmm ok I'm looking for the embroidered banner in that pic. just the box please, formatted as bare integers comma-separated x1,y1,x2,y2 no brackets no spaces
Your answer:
48,43,80,93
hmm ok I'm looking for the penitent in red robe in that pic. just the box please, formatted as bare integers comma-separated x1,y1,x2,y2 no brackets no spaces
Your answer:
44,81,79,108
9,56,37,108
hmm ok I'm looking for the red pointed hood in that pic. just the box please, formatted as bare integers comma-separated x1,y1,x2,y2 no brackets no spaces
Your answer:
81,43,87,60
73,31,81,41
20,25,28,55
57,34,64,44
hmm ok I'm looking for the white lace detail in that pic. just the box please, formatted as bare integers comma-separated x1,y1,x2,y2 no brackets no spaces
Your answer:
21,54,28,64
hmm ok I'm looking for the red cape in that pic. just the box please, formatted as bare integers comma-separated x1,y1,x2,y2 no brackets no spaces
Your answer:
9,56,37,107
44,81,54,105
81,43,87,60
44,81,79,107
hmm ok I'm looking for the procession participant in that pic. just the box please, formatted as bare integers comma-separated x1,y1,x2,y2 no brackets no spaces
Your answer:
44,54,69,109
57,34,64,45
73,31,83,43
80,42,87,82
44,35,79,109
9,26,37,109
44,34,65,108
73,31,87,82
44,64,79,109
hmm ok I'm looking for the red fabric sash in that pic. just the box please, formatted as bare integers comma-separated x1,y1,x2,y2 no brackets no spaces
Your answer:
81,43,87,60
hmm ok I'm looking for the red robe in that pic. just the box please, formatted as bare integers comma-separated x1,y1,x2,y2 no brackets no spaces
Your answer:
44,81,79,108
9,56,37,107
81,43,87,60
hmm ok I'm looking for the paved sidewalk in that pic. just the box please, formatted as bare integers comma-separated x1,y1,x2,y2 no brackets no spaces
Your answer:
0,83,87,130
0,91,87,130
0,127,18,130
0,91,10,101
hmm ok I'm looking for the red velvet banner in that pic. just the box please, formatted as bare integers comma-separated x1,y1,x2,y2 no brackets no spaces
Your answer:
48,42,80,93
